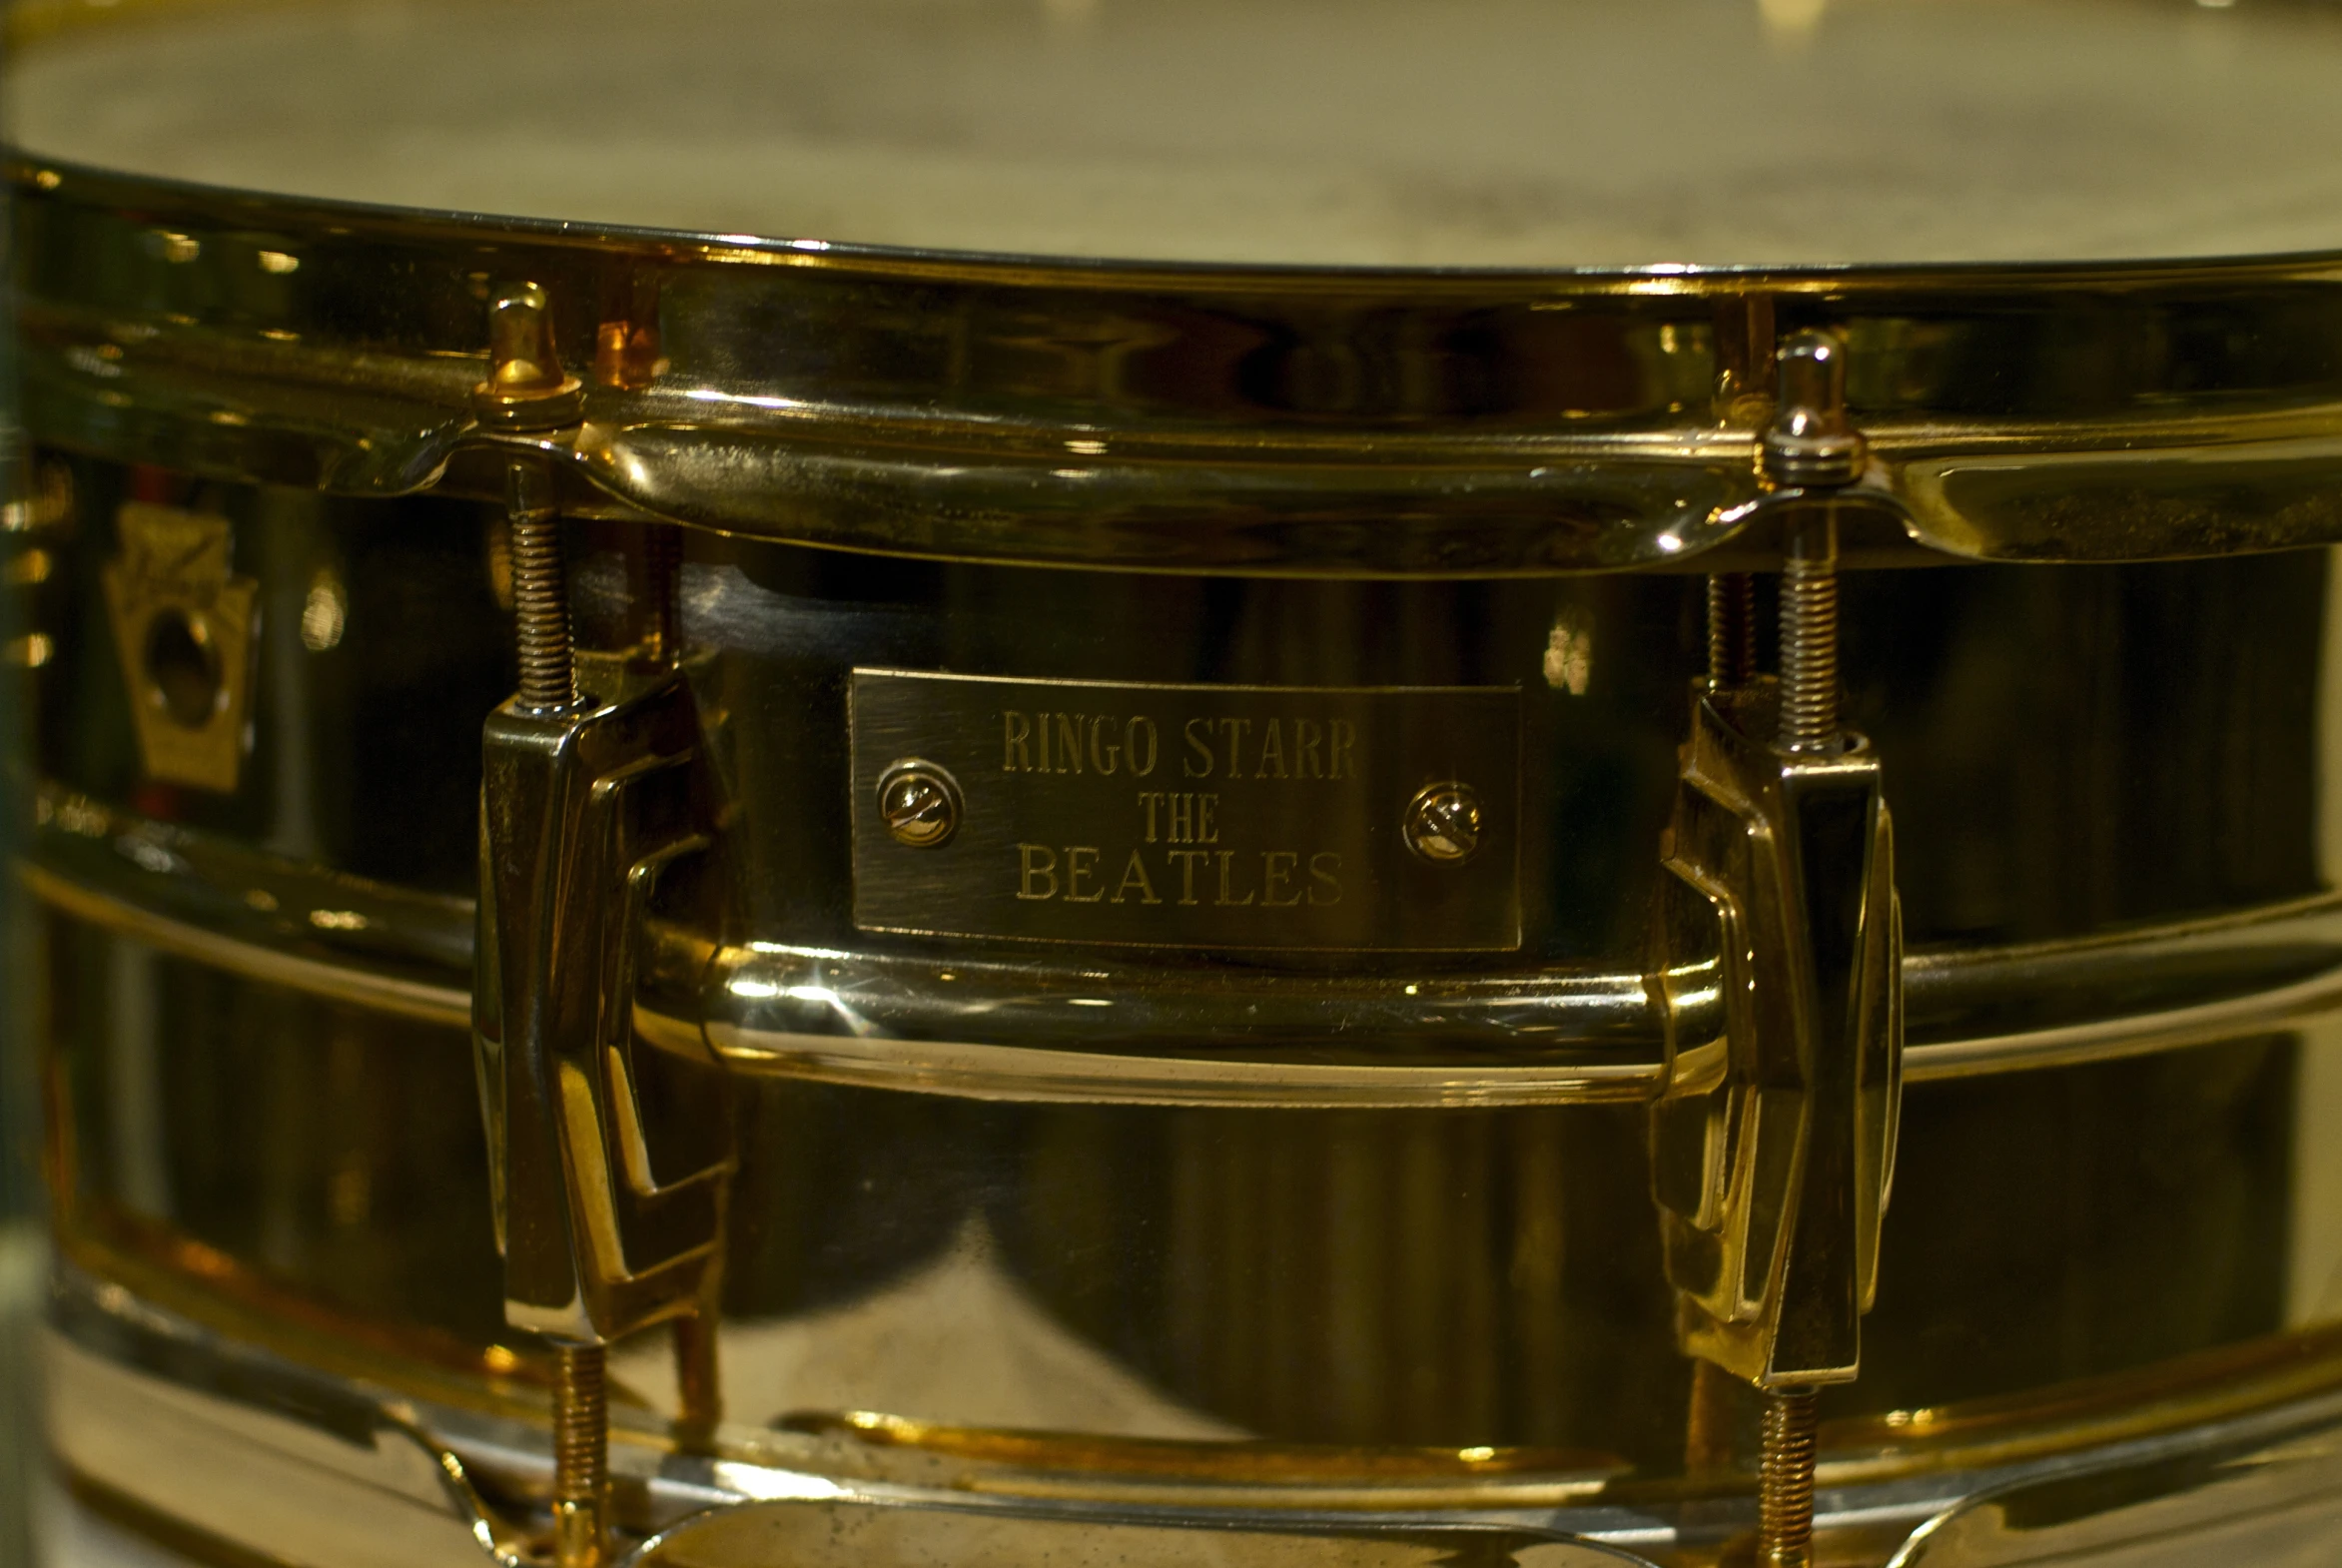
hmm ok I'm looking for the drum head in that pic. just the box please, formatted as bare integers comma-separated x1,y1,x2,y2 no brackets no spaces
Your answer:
9,0,2342,269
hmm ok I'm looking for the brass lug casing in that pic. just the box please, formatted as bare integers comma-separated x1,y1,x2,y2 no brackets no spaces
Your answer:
1648,681,1903,1390
474,670,735,1344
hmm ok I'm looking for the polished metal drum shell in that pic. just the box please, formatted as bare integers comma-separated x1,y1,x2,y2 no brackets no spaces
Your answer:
15,3,2342,1566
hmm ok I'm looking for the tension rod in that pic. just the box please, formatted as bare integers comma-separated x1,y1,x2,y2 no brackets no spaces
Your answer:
504,460,609,1568
508,460,577,714
1702,531,1837,1568
1755,329,1860,1568
478,282,609,1568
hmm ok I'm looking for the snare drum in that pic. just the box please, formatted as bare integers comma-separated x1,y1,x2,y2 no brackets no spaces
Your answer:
13,1,2342,1565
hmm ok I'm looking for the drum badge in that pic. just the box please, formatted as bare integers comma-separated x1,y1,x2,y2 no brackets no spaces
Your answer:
102,501,259,793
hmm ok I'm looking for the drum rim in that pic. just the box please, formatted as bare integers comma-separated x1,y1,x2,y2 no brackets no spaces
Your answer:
17,146,2342,291
14,152,2342,576
49,1220,2342,1525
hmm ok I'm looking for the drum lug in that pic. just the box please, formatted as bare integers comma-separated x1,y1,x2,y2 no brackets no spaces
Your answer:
1647,682,1902,1388
1649,330,1903,1566
474,667,735,1347
472,505,733,1563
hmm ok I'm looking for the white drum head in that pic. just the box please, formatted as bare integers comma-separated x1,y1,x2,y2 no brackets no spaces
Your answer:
10,0,2342,269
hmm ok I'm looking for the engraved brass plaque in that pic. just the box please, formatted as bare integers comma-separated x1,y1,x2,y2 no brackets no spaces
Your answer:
850,671,1521,952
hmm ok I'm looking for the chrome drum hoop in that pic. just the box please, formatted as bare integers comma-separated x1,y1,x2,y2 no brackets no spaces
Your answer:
12,158,2342,578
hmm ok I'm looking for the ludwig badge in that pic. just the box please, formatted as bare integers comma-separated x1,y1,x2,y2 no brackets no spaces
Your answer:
102,502,260,793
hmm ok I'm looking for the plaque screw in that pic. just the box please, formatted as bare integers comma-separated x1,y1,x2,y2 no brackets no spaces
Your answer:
879,761,962,849
1404,783,1483,865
